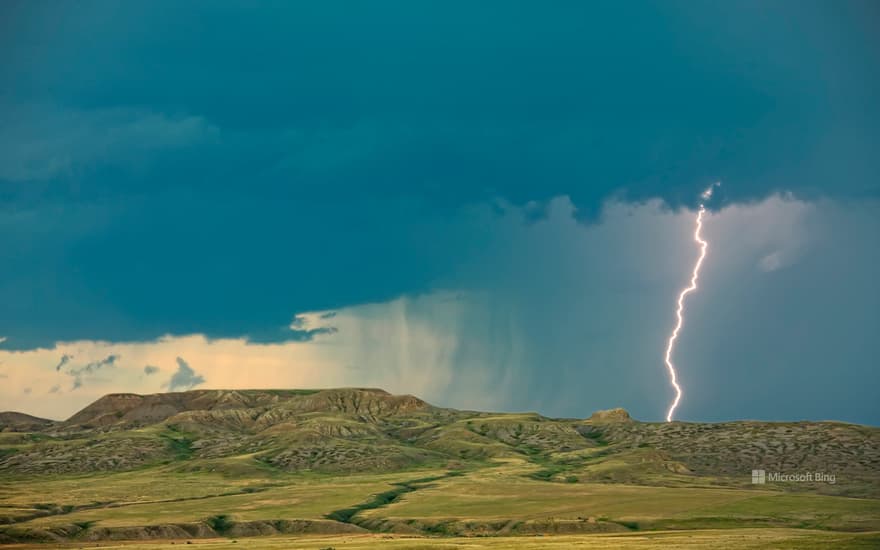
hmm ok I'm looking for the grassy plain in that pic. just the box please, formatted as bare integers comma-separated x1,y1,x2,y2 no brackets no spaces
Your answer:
4,530,880,549
0,466,444,528
2,389,878,545
3,457,878,537
363,459,880,532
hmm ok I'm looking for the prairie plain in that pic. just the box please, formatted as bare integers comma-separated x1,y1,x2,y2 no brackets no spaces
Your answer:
1,389,878,548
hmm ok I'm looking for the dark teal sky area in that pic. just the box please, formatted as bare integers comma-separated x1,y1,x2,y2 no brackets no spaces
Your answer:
1,2,878,423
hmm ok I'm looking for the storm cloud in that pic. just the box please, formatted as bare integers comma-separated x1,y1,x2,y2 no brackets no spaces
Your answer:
0,2,877,424
1,2,878,350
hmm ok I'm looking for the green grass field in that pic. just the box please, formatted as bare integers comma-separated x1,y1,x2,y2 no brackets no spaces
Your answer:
361,459,880,532
4,530,880,549
0,466,445,528
2,389,878,545
3,457,878,540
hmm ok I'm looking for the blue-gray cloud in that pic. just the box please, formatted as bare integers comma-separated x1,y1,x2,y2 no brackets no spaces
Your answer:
165,357,205,392
63,354,119,390
70,354,119,376
0,103,217,182
2,3,875,206
0,2,877,425
143,365,160,375
0,2,877,351
55,354,72,371
399,197,880,425
245,315,338,344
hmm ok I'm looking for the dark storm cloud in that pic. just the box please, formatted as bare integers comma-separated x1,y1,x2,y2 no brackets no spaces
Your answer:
0,194,446,349
3,3,876,206
0,2,877,425
412,197,880,424
165,357,205,392
0,104,217,182
1,2,877,349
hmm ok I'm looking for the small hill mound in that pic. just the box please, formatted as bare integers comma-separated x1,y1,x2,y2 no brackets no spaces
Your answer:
589,408,632,423
0,411,56,432
60,388,432,430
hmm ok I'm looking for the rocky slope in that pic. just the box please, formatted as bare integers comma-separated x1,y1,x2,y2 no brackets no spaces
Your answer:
1,388,878,497
60,388,429,429
0,412,57,432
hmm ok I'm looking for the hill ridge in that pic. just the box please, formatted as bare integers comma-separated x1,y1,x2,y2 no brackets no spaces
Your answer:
1,387,878,501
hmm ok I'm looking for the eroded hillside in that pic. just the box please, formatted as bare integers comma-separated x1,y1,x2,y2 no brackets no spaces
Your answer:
1,389,879,543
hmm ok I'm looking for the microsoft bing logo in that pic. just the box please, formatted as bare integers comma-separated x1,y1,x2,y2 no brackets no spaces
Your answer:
752,469,766,484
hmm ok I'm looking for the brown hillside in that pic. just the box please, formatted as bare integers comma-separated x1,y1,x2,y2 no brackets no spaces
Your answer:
0,411,56,432
61,388,430,429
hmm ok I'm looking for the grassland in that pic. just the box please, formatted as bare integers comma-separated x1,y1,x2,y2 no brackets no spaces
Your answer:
1,388,878,545
4,530,880,549
2,456,878,542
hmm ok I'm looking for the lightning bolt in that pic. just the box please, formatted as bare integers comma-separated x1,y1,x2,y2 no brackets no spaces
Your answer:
664,191,713,422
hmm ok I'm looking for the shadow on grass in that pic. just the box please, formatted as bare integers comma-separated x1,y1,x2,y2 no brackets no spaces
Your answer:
326,471,463,525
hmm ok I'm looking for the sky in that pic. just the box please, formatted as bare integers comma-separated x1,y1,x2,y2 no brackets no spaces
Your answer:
1,1,878,424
